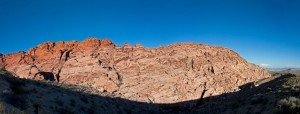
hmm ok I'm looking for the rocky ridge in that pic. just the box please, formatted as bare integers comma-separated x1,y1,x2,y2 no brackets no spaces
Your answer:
0,38,271,103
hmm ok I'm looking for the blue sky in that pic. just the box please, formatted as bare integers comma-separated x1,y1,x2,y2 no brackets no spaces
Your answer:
0,0,299,68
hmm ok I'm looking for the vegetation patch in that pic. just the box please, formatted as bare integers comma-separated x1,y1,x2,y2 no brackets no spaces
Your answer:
276,97,300,114
4,95,28,110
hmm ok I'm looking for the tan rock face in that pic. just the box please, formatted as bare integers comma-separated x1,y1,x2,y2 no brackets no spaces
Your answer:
0,38,271,103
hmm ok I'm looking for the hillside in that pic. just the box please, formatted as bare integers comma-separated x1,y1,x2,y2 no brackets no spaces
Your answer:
0,38,270,104
1,68,299,114
0,68,155,114
189,70,300,114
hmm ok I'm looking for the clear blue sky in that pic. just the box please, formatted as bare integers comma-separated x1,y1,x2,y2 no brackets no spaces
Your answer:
0,0,299,68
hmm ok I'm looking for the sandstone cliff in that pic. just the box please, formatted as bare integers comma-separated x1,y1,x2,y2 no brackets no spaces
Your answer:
0,38,271,103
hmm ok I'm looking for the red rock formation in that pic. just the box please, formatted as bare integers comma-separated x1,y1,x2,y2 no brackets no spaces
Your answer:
0,38,271,104
100,38,115,48
123,42,132,48
134,44,143,48
77,38,100,51
3,51,26,67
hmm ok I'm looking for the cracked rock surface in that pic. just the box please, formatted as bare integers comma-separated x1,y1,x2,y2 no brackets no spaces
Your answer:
0,38,271,103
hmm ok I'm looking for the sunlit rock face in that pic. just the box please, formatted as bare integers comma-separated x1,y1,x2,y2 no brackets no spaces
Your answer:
1,38,271,103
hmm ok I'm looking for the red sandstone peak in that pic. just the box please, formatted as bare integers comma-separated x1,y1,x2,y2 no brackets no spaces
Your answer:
134,44,143,48
100,38,115,48
115,44,120,48
158,45,164,48
56,40,78,49
123,42,132,48
82,37,101,43
78,38,101,49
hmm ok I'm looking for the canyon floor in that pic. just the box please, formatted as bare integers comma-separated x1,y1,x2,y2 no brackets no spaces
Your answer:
1,68,299,114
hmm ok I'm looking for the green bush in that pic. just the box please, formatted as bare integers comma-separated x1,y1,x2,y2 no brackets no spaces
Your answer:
276,97,300,114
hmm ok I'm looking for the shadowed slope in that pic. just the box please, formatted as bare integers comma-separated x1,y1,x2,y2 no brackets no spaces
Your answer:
0,69,298,114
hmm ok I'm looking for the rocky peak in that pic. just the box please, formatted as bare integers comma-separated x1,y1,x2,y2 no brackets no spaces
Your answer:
134,44,143,48
77,38,101,51
158,45,164,48
100,38,114,48
123,42,132,48
38,41,55,49
55,40,78,51
82,37,101,43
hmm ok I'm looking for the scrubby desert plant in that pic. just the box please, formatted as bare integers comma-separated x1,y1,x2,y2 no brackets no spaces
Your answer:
56,107,74,114
80,96,89,104
0,67,6,73
250,96,268,105
276,97,300,114
10,85,27,95
33,102,41,114
70,98,76,107
0,102,5,112
54,98,64,106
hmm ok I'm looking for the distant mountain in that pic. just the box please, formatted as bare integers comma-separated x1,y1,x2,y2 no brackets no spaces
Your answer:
266,68,300,71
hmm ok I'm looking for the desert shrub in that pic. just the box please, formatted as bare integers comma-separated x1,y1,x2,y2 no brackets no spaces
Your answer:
54,98,64,106
5,74,28,95
56,107,74,114
88,107,95,114
70,99,76,107
80,97,89,104
31,88,38,93
80,106,86,111
230,102,239,109
3,74,25,86
0,102,26,114
276,97,300,114
5,95,28,110
0,102,6,111
251,97,268,105
10,85,27,95
33,102,42,114
0,67,5,73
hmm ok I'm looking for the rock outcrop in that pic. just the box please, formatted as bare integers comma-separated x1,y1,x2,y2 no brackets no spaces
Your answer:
0,53,4,68
0,38,271,103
